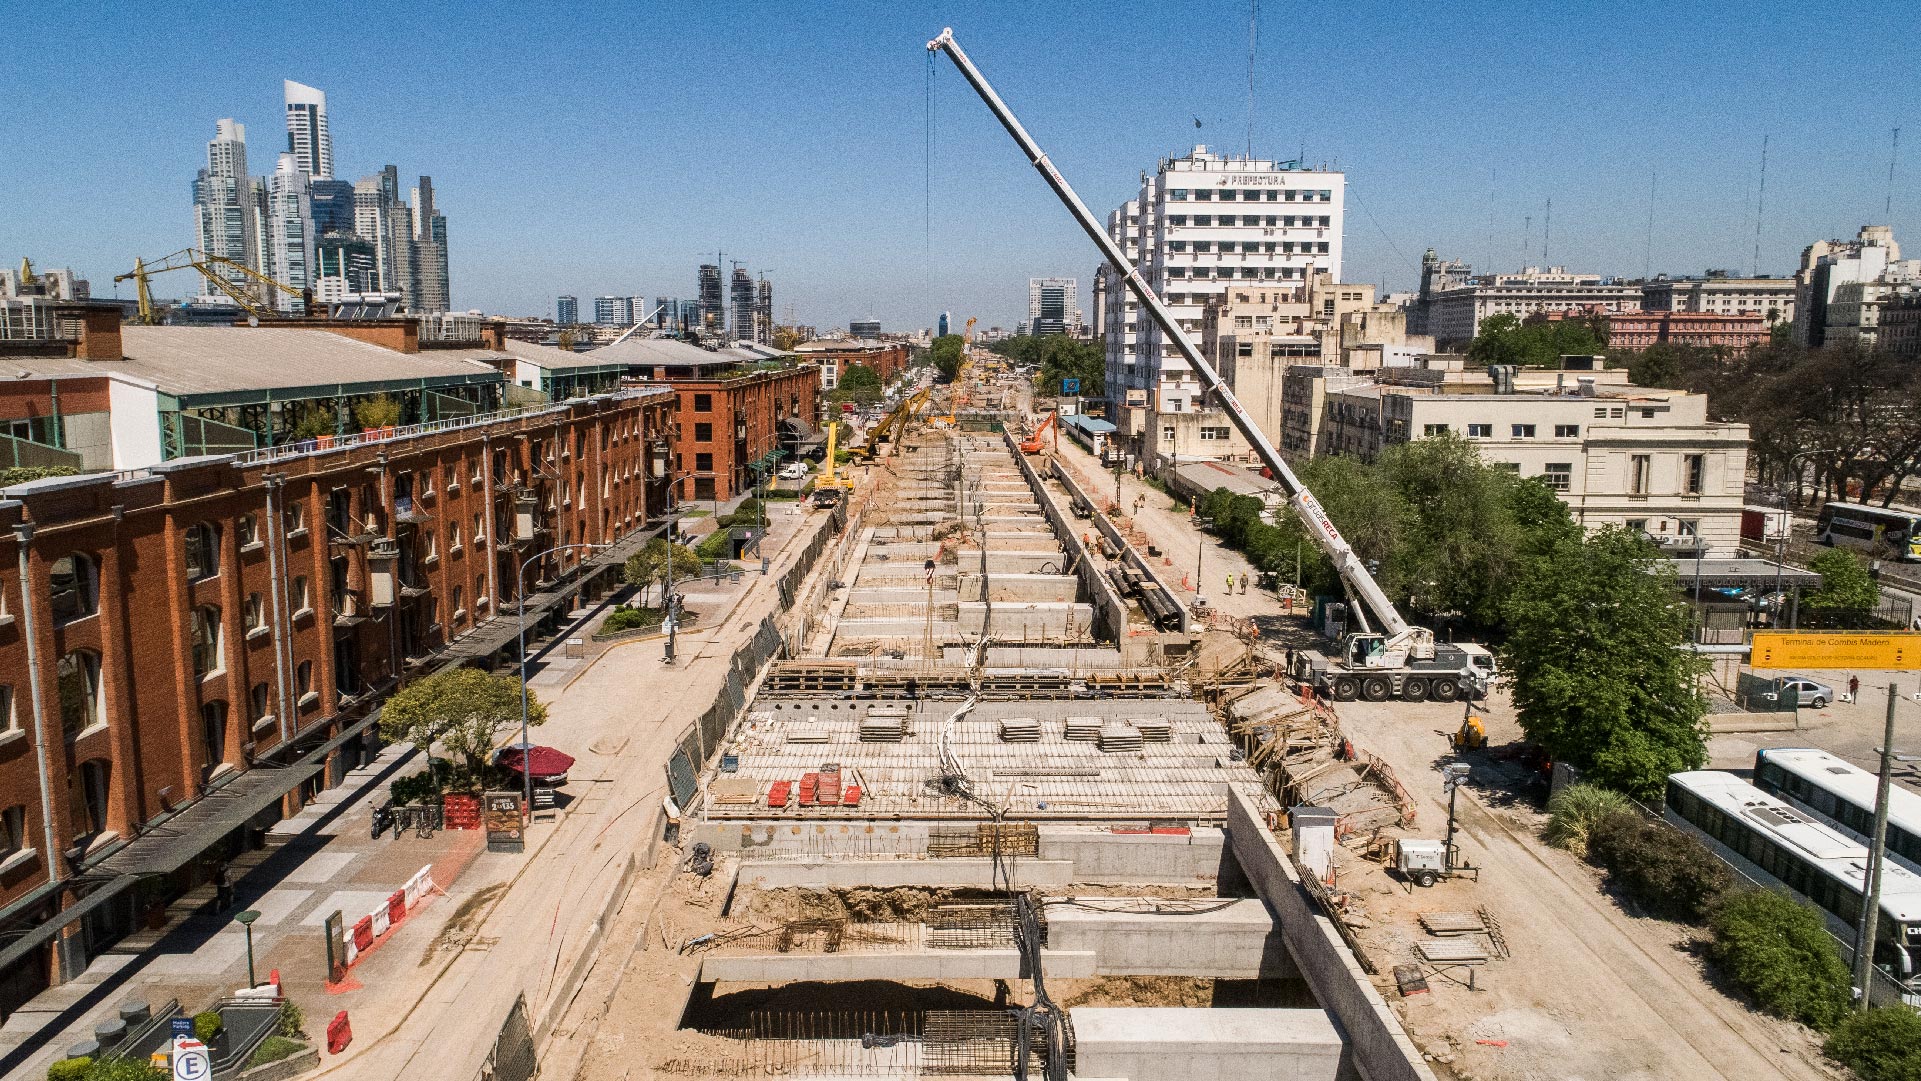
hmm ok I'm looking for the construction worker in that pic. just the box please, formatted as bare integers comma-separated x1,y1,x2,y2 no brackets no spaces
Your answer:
1226,574,1235,596
1240,572,1249,595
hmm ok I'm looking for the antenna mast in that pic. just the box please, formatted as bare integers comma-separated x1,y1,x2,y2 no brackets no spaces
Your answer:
1889,127,1903,221
1753,135,1769,276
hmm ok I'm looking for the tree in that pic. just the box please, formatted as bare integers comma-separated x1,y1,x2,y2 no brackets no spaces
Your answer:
836,363,880,391
1826,1007,1921,1080
0,464,79,487
353,393,403,431
771,327,800,351
379,668,546,785
1378,435,1526,626
1467,312,1606,368
929,334,965,381
1707,889,1852,1030
1804,547,1880,625
623,537,702,606
1501,527,1708,799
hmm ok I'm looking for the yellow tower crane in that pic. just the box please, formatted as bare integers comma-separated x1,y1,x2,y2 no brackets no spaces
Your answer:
114,249,307,325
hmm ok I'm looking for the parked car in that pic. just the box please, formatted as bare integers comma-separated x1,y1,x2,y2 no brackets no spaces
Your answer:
778,462,809,480
1773,677,1834,709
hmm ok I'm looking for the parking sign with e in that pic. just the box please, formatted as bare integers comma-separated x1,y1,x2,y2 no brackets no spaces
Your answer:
172,1038,210,1081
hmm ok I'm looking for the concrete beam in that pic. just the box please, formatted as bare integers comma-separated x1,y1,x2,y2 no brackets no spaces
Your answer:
699,948,1097,984
734,858,1076,890
1072,1007,1344,1081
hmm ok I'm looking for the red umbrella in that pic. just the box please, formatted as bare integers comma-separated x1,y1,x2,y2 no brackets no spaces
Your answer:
495,744,575,781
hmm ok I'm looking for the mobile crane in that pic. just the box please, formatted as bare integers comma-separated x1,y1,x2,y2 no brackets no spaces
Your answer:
115,249,306,325
812,419,856,508
928,28,1483,705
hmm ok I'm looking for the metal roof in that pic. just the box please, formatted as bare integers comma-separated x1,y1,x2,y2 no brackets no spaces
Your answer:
497,338,625,372
585,337,734,367
1061,413,1116,434
1662,558,1821,590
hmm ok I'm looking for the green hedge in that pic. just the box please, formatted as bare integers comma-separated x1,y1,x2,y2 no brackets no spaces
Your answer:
1585,810,1731,923
47,1058,90,1081
249,1036,309,1067
1707,888,1852,1030
1827,1007,1921,1080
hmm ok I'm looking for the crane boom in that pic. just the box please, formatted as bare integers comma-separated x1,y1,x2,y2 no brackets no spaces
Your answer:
926,27,1411,641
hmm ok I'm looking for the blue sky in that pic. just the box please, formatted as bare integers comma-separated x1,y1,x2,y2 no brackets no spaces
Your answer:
1,1,1915,330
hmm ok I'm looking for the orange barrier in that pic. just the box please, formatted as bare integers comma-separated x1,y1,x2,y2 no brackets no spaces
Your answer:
327,1011,352,1054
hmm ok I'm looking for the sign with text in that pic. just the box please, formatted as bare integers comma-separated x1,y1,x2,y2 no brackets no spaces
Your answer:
171,1037,209,1081
1751,632,1921,670
484,791,525,852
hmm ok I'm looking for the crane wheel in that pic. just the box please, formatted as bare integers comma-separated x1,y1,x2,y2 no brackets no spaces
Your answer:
1361,677,1392,702
1430,678,1460,702
1331,677,1360,702
1402,679,1429,702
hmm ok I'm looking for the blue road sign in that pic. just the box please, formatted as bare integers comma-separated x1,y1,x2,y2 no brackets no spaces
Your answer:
1061,378,1081,396
170,1018,194,1039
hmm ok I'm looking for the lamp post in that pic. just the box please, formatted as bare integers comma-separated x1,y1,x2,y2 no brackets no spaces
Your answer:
235,909,261,988
517,541,611,822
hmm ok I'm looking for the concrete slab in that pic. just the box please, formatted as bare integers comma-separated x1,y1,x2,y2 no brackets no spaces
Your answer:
246,888,314,926
281,851,357,883
1071,1007,1344,1081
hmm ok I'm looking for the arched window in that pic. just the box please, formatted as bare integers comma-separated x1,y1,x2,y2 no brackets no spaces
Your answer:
70,759,109,837
190,606,224,677
243,593,266,634
49,553,98,624
184,523,221,581
200,701,228,768
56,651,102,738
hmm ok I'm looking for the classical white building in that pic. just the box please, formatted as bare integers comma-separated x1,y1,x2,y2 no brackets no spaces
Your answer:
1793,226,1921,348
1409,254,1642,348
1641,274,1795,325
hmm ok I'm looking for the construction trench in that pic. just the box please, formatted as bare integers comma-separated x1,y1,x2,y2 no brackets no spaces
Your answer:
634,378,1434,1081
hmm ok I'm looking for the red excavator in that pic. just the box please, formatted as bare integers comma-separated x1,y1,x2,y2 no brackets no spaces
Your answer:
1019,411,1057,454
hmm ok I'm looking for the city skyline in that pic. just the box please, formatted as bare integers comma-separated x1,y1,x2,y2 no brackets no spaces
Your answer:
1,2,1915,329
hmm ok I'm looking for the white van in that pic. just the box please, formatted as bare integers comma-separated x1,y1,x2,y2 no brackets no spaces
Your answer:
1456,643,1499,687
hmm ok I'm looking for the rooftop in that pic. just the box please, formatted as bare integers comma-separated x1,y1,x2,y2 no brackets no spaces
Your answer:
587,336,737,367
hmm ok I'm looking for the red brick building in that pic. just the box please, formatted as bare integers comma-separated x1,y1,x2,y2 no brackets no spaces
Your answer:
0,340,675,1010
1605,310,1771,353
791,340,910,391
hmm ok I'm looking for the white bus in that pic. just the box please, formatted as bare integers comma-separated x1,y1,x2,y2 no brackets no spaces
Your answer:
1815,501,1921,562
1755,747,1921,875
1665,771,1921,999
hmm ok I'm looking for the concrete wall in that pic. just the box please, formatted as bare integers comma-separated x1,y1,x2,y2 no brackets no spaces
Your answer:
1226,787,1435,1081
1072,1007,1344,1081
700,948,1095,983
734,857,1077,890
957,601,1096,636
1046,897,1295,979
1051,456,1191,632
957,572,1080,602
1038,826,1225,884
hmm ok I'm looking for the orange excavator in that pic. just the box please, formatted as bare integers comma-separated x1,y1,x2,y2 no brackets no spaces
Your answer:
1019,411,1058,454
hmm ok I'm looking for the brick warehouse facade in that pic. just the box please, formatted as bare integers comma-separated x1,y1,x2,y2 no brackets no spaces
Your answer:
661,365,822,503
0,384,676,1010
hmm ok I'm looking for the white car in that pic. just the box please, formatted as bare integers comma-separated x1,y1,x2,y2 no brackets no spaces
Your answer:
778,462,809,480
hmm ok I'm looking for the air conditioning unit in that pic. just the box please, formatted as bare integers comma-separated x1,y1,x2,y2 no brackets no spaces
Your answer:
368,538,399,606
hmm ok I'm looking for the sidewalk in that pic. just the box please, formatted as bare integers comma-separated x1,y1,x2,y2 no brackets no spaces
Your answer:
0,496,841,1081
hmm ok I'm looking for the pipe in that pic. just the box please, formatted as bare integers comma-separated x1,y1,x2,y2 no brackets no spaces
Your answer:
262,476,295,743
14,523,61,886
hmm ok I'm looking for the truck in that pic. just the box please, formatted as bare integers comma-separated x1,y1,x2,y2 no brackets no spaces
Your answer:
929,27,1485,706
1741,503,1792,545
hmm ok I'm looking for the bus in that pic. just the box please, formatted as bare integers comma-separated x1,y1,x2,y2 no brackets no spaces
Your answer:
1665,771,1921,1000
1815,501,1921,562
1755,747,1921,875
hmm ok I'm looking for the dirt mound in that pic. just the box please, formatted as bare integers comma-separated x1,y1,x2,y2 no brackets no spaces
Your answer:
1055,975,1216,1009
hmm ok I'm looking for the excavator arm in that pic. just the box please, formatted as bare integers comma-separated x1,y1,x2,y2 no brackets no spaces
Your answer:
927,27,1417,646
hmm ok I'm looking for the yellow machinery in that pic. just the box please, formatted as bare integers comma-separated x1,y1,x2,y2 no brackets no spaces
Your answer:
853,387,931,461
812,420,858,507
1452,714,1488,751
115,249,305,324
963,316,976,344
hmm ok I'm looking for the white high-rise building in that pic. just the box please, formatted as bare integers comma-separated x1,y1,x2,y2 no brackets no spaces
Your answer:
192,119,257,300
265,153,315,312
284,80,334,180
1102,145,1345,423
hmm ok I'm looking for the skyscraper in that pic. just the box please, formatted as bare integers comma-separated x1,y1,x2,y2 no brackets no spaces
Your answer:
283,80,334,180
756,278,774,342
653,297,677,330
557,296,578,324
192,119,257,299
697,264,723,330
264,152,315,311
1028,277,1076,336
410,177,449,312
730,266,757,341
593,296,634,325
938,312,951,337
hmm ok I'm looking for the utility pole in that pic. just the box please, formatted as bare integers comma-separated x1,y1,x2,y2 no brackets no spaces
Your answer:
1854,681,1899,1009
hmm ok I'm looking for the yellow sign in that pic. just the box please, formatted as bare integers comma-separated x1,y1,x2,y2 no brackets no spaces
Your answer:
1751,632,1921,670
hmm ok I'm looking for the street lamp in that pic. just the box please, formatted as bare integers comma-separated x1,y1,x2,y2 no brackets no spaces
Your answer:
516,541,612,822
235,909,261,989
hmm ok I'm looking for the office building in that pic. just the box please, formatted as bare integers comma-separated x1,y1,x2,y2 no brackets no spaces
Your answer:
1101,145,1346,424
1280,360,1749,552
593,296,634,325
731,266,758,341
410,177,449,313
557,295,578,325
1406,252,1642,349
1791,226,1921,348
283,80,334,180
697,264,723,330
938,312,950,337
1028,277,1077,336
756,278,774,343
263,152,315,312
1605,310,1771,352
191,119,258,300
849,319,882,339
1640,273,1795,326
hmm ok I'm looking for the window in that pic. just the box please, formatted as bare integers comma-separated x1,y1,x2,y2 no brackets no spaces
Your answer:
57,651,102,738
293,576,312,616
1511,424,1536,438
237,513,260,548
244,593,266,634
476,573,489,608
1218,189,1236,201
693,394,712,412
284,500,308,537
190,606,224,677
474,512,485,544
49,553,98,624
1626,518,1647,534
1467,424,1492,438
1,805,24,858
695,452,714,472
249,682,271,729
1630,454,1651,495
296,661,315,706
1554,424,1580,438
1193,189,1212,201
694,422,713,441
200,701,227,768
184,523,221,581
449,523,462,552
1236,342,1253,357
1685,454,1705,495
1543,463,1572,492
1423,424,1450,437
452,585,464,620
1162,426,1176,443
70,761,108,837
1168,189,1188,200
